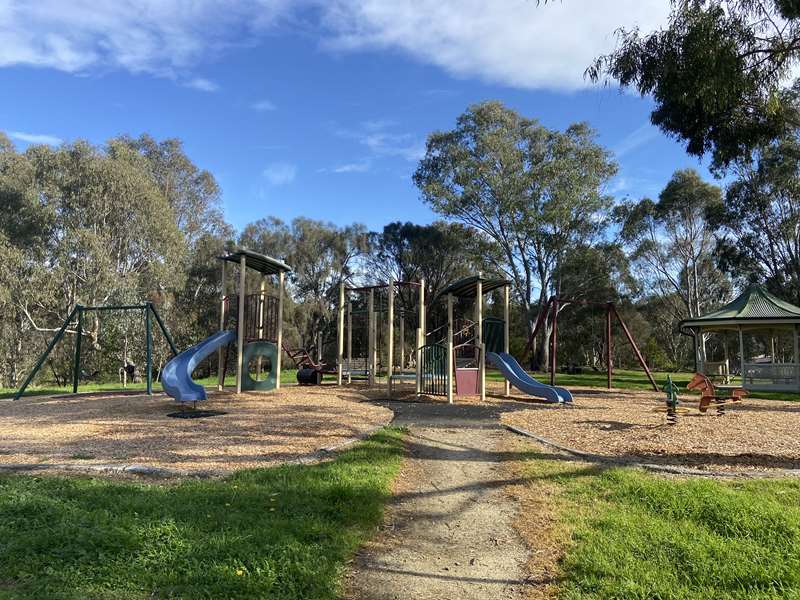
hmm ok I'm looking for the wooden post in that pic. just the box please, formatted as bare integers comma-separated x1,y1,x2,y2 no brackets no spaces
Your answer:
606,302,612,389
549,297,559,387
317,330,323,364
236,255,247,394
368,288,375,386
387,279,394,381
503,284,510,397
337,281,345,386
476,275,485,401
416,279,425,396
346,300,352,384
447,293,454,404
611,304,658,392
218,259,226,391
399,313,405,372
276,270,284,390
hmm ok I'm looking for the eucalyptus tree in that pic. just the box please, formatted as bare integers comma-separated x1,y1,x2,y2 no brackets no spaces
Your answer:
0,135,185,384
616,169,729,321
366,221,479,302
414,101,617,367
715,132,800,303
588,0,800,170
239,217,369,350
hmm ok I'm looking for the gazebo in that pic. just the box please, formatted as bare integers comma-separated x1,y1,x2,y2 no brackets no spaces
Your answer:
680,285,800,393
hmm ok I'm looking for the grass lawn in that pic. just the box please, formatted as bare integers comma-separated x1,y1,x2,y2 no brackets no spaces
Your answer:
521,456,800,599
486,368,800,401
0,371,299,400
0,429,404,600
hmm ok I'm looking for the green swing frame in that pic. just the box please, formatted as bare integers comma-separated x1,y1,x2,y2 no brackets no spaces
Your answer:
14,302,178,400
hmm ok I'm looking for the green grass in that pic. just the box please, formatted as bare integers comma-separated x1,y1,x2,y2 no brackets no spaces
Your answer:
521,457,800,599
486,368,800,401
1,371,299,400
0,429,405,600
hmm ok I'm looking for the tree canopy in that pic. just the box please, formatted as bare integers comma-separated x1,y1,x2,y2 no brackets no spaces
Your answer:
588,0,800,169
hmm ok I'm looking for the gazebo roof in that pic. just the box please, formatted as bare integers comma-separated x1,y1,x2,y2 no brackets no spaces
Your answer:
218,249,292,275
436,275,511,301
680,285,800,329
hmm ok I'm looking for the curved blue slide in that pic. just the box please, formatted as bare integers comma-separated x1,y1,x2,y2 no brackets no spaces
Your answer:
162,330,236,402
486,352,573,403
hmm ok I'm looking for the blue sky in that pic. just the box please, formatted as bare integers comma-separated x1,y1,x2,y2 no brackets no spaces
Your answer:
0,0,715,232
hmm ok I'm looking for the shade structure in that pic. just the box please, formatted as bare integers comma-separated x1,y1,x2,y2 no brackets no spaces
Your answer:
218,249,292,276
680,286,800,393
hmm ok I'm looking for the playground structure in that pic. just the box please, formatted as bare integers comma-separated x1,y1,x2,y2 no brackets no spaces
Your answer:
333,279,426,396
524,296,659,392
370,273,574,404
163,249,291,403
14,302,178,400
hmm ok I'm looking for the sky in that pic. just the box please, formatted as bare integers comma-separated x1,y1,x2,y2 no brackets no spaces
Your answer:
0,0,717,232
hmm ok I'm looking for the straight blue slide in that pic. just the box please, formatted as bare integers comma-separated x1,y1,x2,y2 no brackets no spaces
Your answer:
162,330,236,402
486,351,573,404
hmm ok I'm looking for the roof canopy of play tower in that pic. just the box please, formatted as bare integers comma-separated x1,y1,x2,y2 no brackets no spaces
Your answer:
218,249,292,275
436,275,512,300
680,285,800,393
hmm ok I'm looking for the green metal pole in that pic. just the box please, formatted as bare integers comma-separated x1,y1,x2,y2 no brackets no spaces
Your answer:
15,306,79,400
149,304,178,356
72,307,83,394
145,305,153,395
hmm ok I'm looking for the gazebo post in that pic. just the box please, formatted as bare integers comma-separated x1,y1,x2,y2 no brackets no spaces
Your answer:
794,325,799,390
694,328,701,373
738,326,745,387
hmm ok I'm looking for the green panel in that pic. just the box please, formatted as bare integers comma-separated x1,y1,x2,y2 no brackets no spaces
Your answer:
241,341,278,391
483,317,505,354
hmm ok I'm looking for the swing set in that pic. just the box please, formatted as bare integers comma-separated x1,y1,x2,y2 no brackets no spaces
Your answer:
524,296,659,392
14,302,178,400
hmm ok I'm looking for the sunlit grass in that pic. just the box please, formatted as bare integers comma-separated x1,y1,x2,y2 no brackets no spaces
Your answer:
518,457,800,599
0,429,405,599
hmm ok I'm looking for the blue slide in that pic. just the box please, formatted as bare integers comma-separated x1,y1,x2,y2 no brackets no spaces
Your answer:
162,330,236,402
486,352,573,404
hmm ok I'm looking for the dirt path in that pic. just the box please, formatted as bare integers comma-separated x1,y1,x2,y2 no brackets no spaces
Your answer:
346,400,530,599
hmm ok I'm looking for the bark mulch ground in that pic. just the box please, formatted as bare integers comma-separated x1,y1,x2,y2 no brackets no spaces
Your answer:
497,384,800,473
0,384,393,474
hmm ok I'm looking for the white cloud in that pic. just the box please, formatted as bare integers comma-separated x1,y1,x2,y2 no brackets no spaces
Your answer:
263,162,297,185
251,99,277,111
336,120,424,162
185,77,219,92
321,160,371,173
0,1,669,91
319,0,670,90
8,130,62,145
0,0,292,76
333,161,370,173
614,123,660,159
